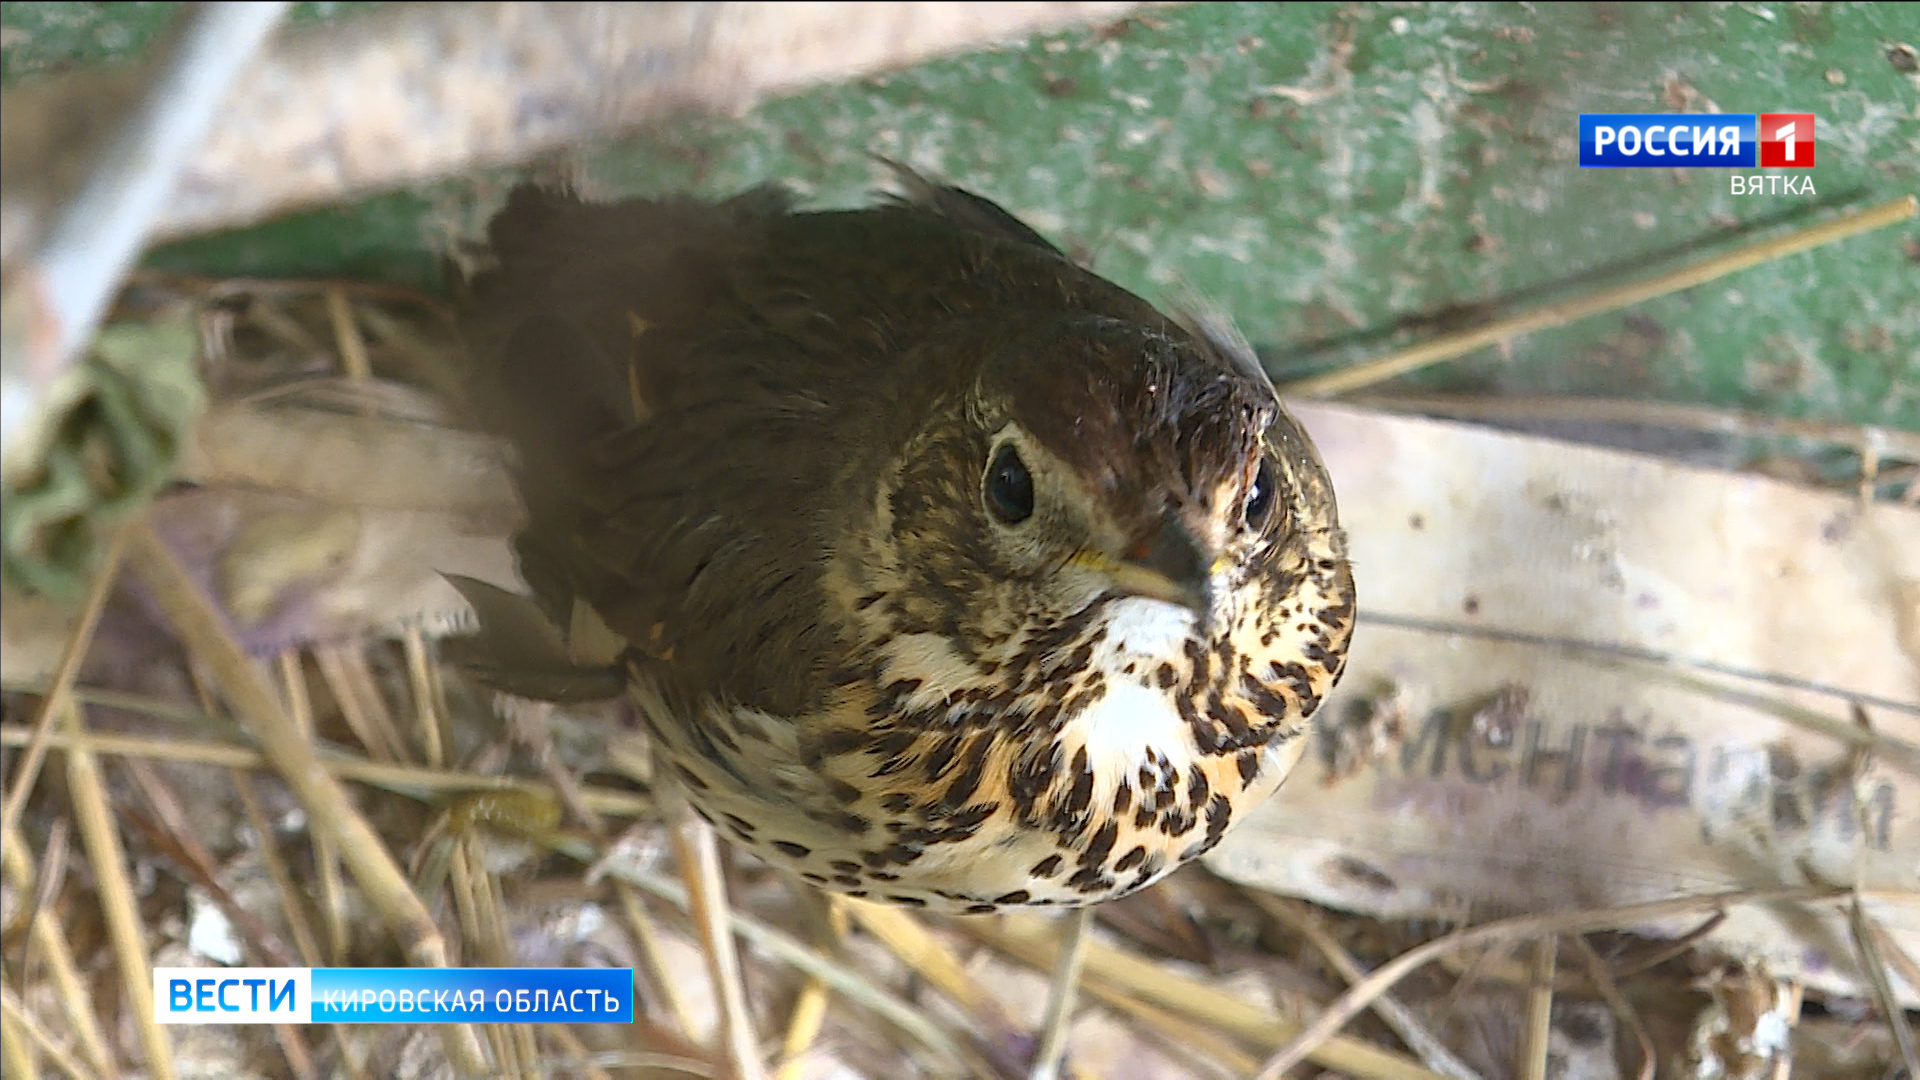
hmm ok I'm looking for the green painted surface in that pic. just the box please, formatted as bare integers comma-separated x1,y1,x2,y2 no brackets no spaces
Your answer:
0,1,376,76
5,2,1917,433
3,0,180,76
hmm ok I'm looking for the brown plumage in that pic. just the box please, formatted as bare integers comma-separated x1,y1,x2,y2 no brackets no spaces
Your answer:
460,173,1354,912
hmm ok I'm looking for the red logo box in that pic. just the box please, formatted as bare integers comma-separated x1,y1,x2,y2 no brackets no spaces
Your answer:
1758,113,1815,168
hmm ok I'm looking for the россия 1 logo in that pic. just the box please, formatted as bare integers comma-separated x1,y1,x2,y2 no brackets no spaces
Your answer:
1756,113,1815,167
1580,113,1815,194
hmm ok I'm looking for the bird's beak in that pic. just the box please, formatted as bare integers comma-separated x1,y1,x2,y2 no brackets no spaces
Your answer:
1081,515,1214,621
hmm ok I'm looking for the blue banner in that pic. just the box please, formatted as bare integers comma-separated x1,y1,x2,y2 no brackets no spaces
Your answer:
1579,113,1757,167
155,967,635,1024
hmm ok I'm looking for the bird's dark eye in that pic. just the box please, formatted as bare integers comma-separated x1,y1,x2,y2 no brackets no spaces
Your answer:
984,444,1035,524
1244,459,1276,531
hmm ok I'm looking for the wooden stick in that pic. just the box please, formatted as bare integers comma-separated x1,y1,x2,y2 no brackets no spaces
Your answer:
1285,195,1918,398
1,3,1146,249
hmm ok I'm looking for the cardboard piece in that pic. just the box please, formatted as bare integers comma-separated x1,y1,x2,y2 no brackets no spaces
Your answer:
1208,403,1919,1005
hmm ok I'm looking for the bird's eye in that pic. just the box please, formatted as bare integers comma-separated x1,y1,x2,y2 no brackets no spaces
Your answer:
984,444,1035,524
1244,458,1276,531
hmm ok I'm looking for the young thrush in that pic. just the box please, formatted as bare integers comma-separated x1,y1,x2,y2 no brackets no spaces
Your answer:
459,171,1354,1069
460,176,1351,1076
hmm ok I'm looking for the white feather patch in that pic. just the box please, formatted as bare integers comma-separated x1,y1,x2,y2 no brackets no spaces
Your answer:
1078,598,1200,782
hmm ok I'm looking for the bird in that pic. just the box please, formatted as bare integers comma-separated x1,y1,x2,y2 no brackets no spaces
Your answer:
457,166,1354,1075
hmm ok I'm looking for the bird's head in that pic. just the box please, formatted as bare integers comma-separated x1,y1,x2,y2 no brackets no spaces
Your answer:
871,313,1344,664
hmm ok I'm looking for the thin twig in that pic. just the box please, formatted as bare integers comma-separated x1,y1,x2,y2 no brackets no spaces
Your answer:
543,1024,619,1080
615,883,704,1041
1350,392,1920,464
346,298,470,403
447,846,509,1073
1028,908,1092,1080
962,914,1449,1080
339,646,413,763
240,293,331,355
404,626,447,768
0,679,214,726
1251,894,1487,1080
454,839,533,1078
775,894,846,1080
1440,939,1518,1010
774,974,831,1080
1609,912,1727,979
1518,936,1556,1080
1284,195,1919,397
149,271,458,315
12,818,68,995
232,771,324,966
275,650,350,968
1844,894,1920,1077
0,998,41,1080
670,817,770,1080
843,899,1021,1043
0,721,653,817
1077,980,1256,1077
325,287,373,382
1249,887,1848,1080
607,860,978,1070
1567,936,1656,1080
313,645,405,763
56,697,175,1079
0,819,116,1079
1356,610,1920,729
124,761,302,967
0,981,92,1080
1863,916,1920,1000
446,841,483,965
477,847,539,1078
0,527,129,840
